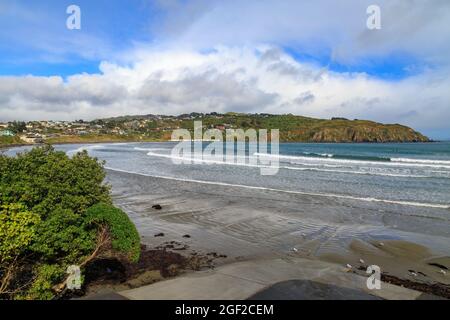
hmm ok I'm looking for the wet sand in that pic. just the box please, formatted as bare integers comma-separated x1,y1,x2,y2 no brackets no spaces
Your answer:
106,169,450,293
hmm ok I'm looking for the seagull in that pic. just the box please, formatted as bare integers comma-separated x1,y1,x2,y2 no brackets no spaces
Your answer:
440,270,447,275
292,247,298,252
359,259,365,264
346,264,352,269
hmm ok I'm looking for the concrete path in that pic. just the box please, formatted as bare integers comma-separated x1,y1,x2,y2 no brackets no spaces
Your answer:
119,257,425,300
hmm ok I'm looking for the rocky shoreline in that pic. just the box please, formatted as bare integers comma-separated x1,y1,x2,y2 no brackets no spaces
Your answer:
69,239,229,299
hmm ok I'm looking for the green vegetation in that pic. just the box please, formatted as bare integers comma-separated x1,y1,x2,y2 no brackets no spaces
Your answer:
85,203,140,263
199,114,429,142
2,113,428,147
45,133,170,145
0,204,40,263
93,113,430,143
0,136,25,148
7,121,26,134
0,145,141,300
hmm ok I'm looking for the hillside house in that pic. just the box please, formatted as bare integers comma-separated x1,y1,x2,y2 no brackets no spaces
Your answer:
0,129,15,137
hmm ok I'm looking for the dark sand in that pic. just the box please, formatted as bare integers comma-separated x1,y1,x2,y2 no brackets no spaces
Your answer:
105,169,450,294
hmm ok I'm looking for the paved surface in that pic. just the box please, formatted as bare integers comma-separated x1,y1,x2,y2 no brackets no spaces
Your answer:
119,257,424,300
248,280,382,300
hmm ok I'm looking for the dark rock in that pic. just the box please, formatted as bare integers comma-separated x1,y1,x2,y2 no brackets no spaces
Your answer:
154,233,165,237
428,263,448,270
152,204,162,210
207,252,219,258
163,264,180,277
182,234,191,238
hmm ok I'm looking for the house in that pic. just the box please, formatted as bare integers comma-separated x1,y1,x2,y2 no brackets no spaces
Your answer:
215,125,226,130
0,129,15,137
20,133,43,143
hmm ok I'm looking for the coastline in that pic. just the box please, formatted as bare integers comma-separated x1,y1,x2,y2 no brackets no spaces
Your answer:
0,137,439,152
0,142,30,150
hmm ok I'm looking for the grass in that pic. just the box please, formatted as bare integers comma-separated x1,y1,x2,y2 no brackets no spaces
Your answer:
45,134,172,145
0,136,26,148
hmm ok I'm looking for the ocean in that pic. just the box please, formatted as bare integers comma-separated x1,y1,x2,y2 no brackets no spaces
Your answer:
53,141,450,207
6,141,450,209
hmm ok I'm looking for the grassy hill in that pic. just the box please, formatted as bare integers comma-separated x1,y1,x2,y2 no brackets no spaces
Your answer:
1,113,429,147
96,113,429,143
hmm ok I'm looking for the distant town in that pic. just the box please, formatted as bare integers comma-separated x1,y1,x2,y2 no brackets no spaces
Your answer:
0,112,247,145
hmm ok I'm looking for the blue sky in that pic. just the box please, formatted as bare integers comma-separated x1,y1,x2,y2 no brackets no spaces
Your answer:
0,0,449,139
0,0,426,79
0,0,156,76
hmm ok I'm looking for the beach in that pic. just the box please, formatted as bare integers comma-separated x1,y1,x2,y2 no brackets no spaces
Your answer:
105,167,450,290
5,142,450,298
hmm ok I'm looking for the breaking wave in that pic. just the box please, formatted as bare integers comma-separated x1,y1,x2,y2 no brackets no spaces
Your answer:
105,166,450,209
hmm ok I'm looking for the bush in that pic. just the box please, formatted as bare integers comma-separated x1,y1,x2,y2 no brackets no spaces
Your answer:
85,203,141,263
0,203,40,263
23,264,65,300
0,146,141,299
30,208,96,263
0,145,111,217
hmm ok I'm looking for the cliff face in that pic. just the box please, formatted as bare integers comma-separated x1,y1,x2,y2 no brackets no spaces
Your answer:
307,124,429,143
277,119,430,143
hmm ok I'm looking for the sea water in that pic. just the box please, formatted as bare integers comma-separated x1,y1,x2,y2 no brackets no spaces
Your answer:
6,142,450,209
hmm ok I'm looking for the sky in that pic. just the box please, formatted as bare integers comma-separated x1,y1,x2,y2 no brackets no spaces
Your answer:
0,0,449,139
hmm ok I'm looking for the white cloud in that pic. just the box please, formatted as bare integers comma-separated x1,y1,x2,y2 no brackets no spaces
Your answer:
1,46,449,138
151,0,450,66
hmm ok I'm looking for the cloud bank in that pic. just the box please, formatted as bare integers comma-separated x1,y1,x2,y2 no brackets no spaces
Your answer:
1,46,449,134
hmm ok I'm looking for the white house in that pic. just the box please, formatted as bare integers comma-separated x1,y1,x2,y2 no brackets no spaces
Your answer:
0,129,15,137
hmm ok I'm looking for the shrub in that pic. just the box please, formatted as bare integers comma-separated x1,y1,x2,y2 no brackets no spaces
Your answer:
0,145,111,217
85,203,141,263
23,264,65,300
0,146,141,299
0,203,40,263
30,208,96,263
0,203,40,296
